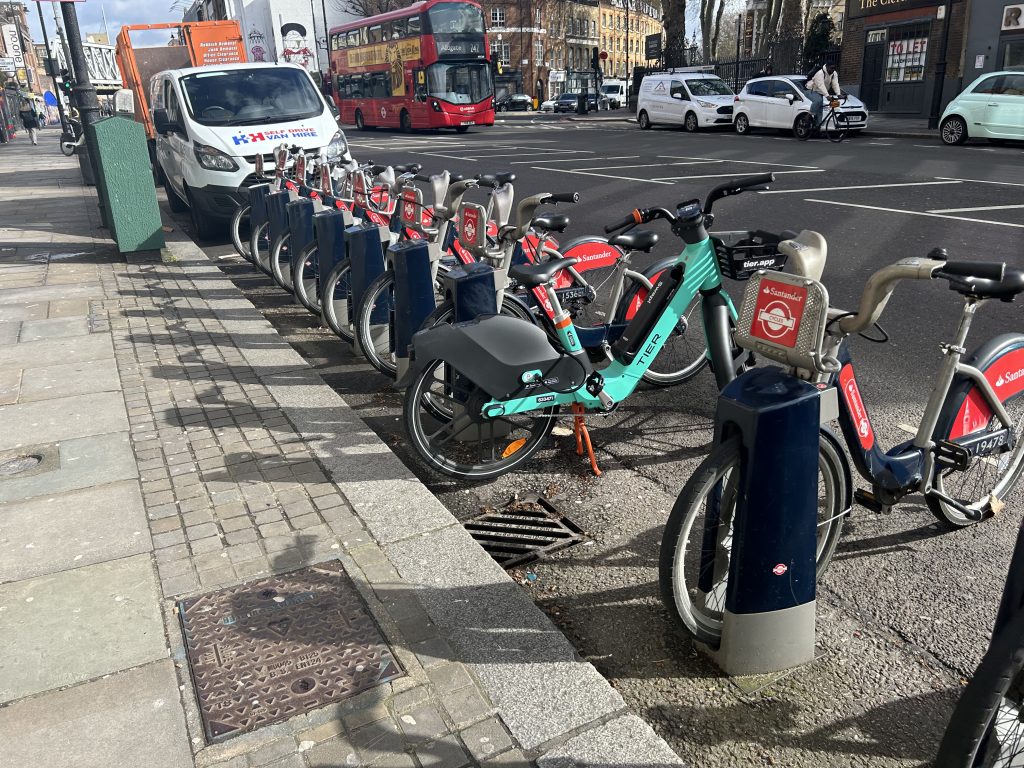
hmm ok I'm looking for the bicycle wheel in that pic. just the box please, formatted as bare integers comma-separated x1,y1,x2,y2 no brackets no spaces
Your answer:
403,358,558,480
356,269,398,378
823,112,847,143
935,607,1024,767
321,258,355,343
291,242,321,314
270,233,294,291
659,434,847,645
420,297,536,329
231,203,252,260
249,221,273,276
928,389,1024,528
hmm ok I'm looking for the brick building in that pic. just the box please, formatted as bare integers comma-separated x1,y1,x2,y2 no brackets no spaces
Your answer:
962,0,1024,75
0,1,42,93
840,0,968,116
599,0,662,79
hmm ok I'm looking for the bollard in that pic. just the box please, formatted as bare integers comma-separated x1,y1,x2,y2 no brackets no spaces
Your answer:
701,366,820,676
390,240,436,380
286,198,316,295
346,223,387,353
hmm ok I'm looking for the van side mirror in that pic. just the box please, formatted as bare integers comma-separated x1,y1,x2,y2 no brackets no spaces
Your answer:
671,91,683,100
153,108,175,135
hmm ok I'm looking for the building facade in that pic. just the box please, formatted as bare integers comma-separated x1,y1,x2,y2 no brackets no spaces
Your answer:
841,0,968,116
963,0,1024,75
0,1,41,93
599,0,661,78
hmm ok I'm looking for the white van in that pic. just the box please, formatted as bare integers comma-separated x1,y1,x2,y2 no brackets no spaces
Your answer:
636,71,736,132
150,62,349,239
600,79,628,109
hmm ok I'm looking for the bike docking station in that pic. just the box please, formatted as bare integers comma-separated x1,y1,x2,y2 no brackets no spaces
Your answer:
264,189,293,275
346,176,390,356
286,197,316,294
697,262,838,677
314,208,350,312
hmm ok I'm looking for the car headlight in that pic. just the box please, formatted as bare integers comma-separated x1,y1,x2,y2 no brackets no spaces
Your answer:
325,130,349,161
194,143,238,172
696,100,715,109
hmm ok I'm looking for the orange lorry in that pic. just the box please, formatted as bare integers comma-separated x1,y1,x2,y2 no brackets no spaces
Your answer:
116,21,246,142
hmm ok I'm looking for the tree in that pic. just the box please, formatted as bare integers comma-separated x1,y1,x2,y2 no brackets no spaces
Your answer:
663,0,687,67
803,12,835,68
331,0,410,18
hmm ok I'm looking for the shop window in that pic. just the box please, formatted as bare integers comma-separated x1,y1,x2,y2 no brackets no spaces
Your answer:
1003,40,1024,69
884,25,928,82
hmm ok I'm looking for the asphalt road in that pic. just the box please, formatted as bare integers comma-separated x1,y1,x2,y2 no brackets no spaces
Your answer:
169,118,1024,767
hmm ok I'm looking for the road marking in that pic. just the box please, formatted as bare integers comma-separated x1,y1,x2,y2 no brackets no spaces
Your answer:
805,199,1024,229
928,203,1024,213
462,150,593,158
530,166,675,184
759,180,962,195
653,169,825,181
868,142,893,146
579,160,724,171
935,176,1024,187
658,155,821,170
511,155,639,164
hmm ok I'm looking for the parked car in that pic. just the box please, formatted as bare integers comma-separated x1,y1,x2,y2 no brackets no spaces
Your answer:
586,92,610,111
495,93,534,112
554,93,580,113
732,75,869,136
636,72,735,131
539,98,557,112
940,71,1024,145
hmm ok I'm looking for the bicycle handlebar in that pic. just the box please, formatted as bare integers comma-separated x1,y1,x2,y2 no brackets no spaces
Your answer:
837,258,947,335
604,212,638,233
547,192,580,204
940,260,1006,281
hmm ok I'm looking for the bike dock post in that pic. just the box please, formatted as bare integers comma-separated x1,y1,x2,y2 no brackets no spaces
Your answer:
346,222,387,354
264,191,291,275
703,366,821,676
248,184,272,237
286,198,316,296
314,209,349,313
389,240,436,380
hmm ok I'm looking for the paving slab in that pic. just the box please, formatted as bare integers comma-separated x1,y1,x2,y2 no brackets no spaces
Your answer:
0,659,193,768
18,357,121,402
0,367,20,404
0,302,47,322
0,331,112,372
0,431,137,504
0,553,166,703
536,715,687,768
0,391,128,451
18,316,91,342
0,480,151,582
0,282,107,304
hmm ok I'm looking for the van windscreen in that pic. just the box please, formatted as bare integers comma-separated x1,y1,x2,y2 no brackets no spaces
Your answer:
179,67,325,126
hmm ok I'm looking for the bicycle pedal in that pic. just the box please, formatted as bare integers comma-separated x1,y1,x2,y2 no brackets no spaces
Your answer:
854,488,890,514
935,439,971,471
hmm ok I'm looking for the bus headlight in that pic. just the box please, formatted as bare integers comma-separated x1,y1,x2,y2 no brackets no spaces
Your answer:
325,131,349,161
430,99,443,112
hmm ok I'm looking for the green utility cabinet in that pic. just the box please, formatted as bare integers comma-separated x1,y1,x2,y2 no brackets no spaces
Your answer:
88,116,165,253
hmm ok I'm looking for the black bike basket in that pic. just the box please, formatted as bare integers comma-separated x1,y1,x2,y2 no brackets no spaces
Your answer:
713,230,788,281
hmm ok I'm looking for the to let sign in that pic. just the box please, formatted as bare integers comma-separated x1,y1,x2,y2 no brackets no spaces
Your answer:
847,0,947,19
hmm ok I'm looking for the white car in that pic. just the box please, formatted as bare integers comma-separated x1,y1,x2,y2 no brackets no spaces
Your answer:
940,71,1024,145
732,75,869,136
636,71,735,131
539,98,557,113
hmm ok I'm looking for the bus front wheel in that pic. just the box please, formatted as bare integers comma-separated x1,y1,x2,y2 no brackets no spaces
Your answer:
400,110,413,133
455,126,470,133
355,110,374,131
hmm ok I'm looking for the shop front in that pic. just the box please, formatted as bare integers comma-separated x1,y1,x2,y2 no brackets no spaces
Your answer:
963,1,1024,77
842,0,967,115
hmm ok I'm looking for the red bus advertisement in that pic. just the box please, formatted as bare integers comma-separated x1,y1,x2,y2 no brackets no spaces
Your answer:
328,0,494,132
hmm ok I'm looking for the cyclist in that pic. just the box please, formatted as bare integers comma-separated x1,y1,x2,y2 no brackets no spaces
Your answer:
805,62,841,128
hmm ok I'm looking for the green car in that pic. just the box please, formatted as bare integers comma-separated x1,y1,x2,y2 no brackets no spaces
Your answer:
940,71,1024,145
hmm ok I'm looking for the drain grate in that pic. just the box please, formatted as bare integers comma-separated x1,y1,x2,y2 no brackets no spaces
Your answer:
178,561,404,743
0,455,42,476
464,495,585,569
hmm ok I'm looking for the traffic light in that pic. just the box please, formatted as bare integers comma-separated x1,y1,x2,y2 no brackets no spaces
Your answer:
591,46,600,70
59,69,74,95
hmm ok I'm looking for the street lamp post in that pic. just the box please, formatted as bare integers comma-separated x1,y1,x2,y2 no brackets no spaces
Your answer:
927,0,953,130
34,0,67,128
60,1,103,193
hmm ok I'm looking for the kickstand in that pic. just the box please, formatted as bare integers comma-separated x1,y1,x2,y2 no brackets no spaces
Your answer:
571,403,601,477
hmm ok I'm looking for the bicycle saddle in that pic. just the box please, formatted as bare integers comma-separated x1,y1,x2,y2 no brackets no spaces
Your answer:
394,163,422,174
946,267,1024,302
477,172,516,186
509,257,578,288
608,230,658,253
532,213,570,233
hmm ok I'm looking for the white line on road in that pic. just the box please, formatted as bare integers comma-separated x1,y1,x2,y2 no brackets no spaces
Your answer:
579,160,724,171
530,167,675,184
759,180,962,195
928,203,1024,213
653,169,825,181
657,155,821,170
805,199,1024,228
935,176,1024,187
511,155,639,164
461,150,593,158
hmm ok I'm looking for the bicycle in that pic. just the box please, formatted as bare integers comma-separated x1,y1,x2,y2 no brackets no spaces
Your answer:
398,173,792,481
794,94,849,143
936,519,1024,767
660,249,1024,645
59,116,83,157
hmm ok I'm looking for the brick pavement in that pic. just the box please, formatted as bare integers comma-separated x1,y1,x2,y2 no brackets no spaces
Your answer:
0,133,684,767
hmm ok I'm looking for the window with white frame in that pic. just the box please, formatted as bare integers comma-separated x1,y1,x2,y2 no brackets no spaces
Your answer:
496,40,511,64
490,7,505,26
535,40,544,64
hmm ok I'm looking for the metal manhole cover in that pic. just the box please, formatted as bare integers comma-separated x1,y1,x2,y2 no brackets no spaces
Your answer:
464,495,585,568
178,561,404,743
0,455,42,476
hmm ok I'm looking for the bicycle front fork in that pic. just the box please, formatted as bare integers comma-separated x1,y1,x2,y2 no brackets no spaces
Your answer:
702,288,744,391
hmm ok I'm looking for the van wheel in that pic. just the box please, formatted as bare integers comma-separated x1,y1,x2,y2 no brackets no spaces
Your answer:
734,113,750,135
186,187,221,242
164,178,188,213
400,110,413,133
684,112,699,132
638,110,651,129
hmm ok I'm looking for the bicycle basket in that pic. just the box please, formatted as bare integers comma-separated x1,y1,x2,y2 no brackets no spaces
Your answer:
457,202,488,254
734,270,831,373
713,230,788,280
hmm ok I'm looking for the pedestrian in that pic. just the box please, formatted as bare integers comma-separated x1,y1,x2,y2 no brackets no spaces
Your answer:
805,62,841,127
755,62,774,78
18,96,40,145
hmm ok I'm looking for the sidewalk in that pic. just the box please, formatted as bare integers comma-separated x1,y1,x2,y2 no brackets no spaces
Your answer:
0,137,685,767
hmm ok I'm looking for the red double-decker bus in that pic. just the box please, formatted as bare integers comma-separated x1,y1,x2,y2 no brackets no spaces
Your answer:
328,0,495,132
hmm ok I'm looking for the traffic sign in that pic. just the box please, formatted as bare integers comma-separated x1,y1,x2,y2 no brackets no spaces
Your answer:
599,51,608,60
0,57,15,74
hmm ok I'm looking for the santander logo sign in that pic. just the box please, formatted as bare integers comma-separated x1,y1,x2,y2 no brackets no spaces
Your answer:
996,368,1024,388
839,364,874,450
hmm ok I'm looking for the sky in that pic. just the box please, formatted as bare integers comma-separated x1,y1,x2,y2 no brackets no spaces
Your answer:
25,0,182,49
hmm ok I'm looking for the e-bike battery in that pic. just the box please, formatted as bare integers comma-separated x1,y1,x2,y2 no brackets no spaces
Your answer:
611,264,685,364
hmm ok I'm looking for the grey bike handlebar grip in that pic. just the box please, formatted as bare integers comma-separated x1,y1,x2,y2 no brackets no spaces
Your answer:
414,174,432,182
941,261,1006,281
739,172,775,188
548,192,579,204
605,213,636,233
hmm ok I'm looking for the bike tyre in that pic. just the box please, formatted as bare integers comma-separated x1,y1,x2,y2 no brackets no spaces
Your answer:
659,434,847,645
231,203,252,261
824,112,847,143
356,269,399,379
320,258,355,343
249,221,273,277
59,137,75,156
270,233,294,291
292,242,321,314
934,606,1024,767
